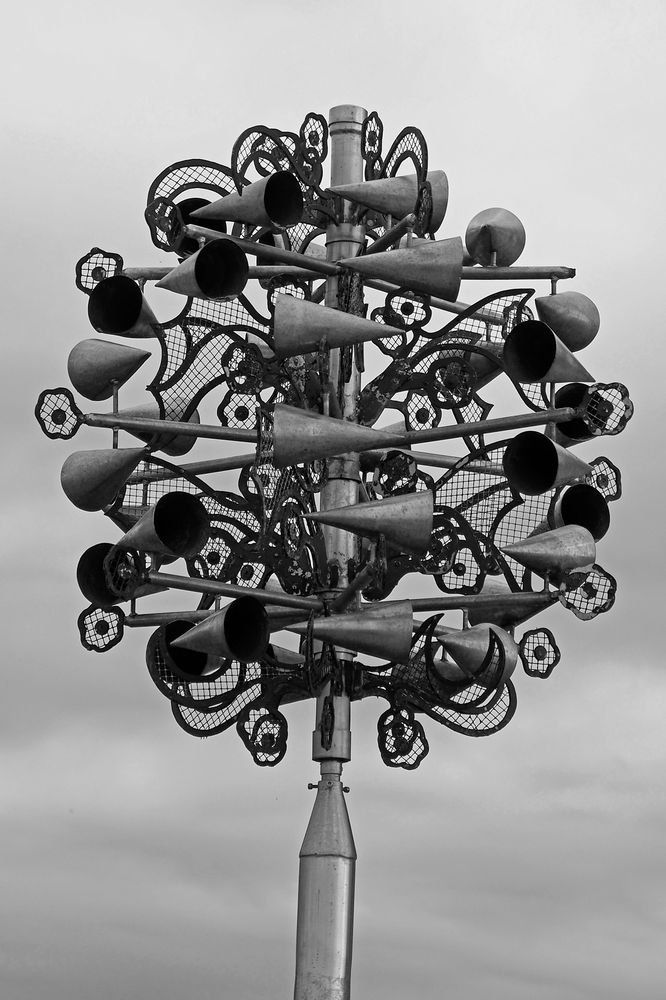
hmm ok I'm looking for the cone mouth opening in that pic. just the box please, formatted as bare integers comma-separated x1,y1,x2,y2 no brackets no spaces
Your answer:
77,542,118,608
554,383,591,440
264,172,304,227
153,493,209,557
224,597,269,661
503,431,558,495
176,196,220,255
162,619,212,679
558,484,610,540
195,239,249,298
88,275,144,334
504,321,556,382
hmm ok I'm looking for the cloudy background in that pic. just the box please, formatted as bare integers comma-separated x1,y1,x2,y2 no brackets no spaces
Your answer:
3,1,665,997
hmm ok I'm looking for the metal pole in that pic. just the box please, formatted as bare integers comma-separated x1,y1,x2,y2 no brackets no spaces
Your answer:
293,103,366,1000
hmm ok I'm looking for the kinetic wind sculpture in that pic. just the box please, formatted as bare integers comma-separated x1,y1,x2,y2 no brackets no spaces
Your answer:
36,106,633,998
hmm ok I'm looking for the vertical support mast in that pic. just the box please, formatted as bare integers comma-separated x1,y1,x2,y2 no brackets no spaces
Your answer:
293,104,367,1000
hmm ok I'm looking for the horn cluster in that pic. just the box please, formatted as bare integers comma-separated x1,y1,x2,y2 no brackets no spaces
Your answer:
35,105,632,774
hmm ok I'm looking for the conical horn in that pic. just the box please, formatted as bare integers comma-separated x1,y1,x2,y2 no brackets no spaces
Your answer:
155,238,248,299
502,525,596,575
535,291,600,352
465,207,526,266
61,448,146,511
272,404,408,468
154,618,222,680
306,491,433,556
119,492,209,558
273,294,404,359
67,339,151,400
114,401,200,456
171,597,269,663
191,171,304,229
329,170,449,233
551,383,595,446
503,431,593,495
88,275,159,338
338,237,464,302
287,600,414,663
532,483,610,541
503,320,594,383
434,624,519,686
466,578,556,628
76,542,163,608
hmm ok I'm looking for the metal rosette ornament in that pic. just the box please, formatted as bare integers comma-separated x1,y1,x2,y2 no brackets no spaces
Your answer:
35,106,633,776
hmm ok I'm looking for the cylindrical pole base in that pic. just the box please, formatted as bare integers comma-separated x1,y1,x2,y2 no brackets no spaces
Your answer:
294,763,356,1000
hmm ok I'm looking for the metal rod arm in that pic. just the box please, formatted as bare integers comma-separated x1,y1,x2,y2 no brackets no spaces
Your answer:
83,412,257,443
462,265,575,280
146,571,323,612
185,225,338,276
365,213,416,254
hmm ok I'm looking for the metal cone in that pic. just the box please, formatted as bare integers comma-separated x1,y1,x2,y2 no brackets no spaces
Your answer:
503,431,593,495
191,171,304,229
272,404,408,468
171,597,269,663
329,170,449,233
119,492,209,558
502,525,596,574
464,579,557,628
338,237,464,302
435,623,519,686
87,275,159,338
531,483,610,541
155,238,248,299
535,291,600,352
465,207,526,266
306,491,433,556
287,600,414,663
273,295,404,358
61,447,146,511
503,320,594,383
67,339,151,401
114,401,200,456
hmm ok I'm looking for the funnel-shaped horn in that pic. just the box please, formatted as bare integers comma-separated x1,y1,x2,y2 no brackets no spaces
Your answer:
171,597,269,663
535,291,600,351
114,401,200,456
338,237,464,302
88,275,159,338
465,207,526,266
272,404,407,468
76,542,163,608
329,170,449,233
551,383,595,446
503,320,594,383
191,171,304,229
155,618,222,680
466,579,557,628
273,295,403,358
306,491,433,556
155,238,248,299
287,600,413,663
434,624,519,686
119,492,209,558
67,339,151,400
533,483,610,541
503,431,593,495
61,448,146,511
502,525,596,575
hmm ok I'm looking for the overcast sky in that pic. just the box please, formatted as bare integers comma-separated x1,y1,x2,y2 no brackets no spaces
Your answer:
2,1,665,998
